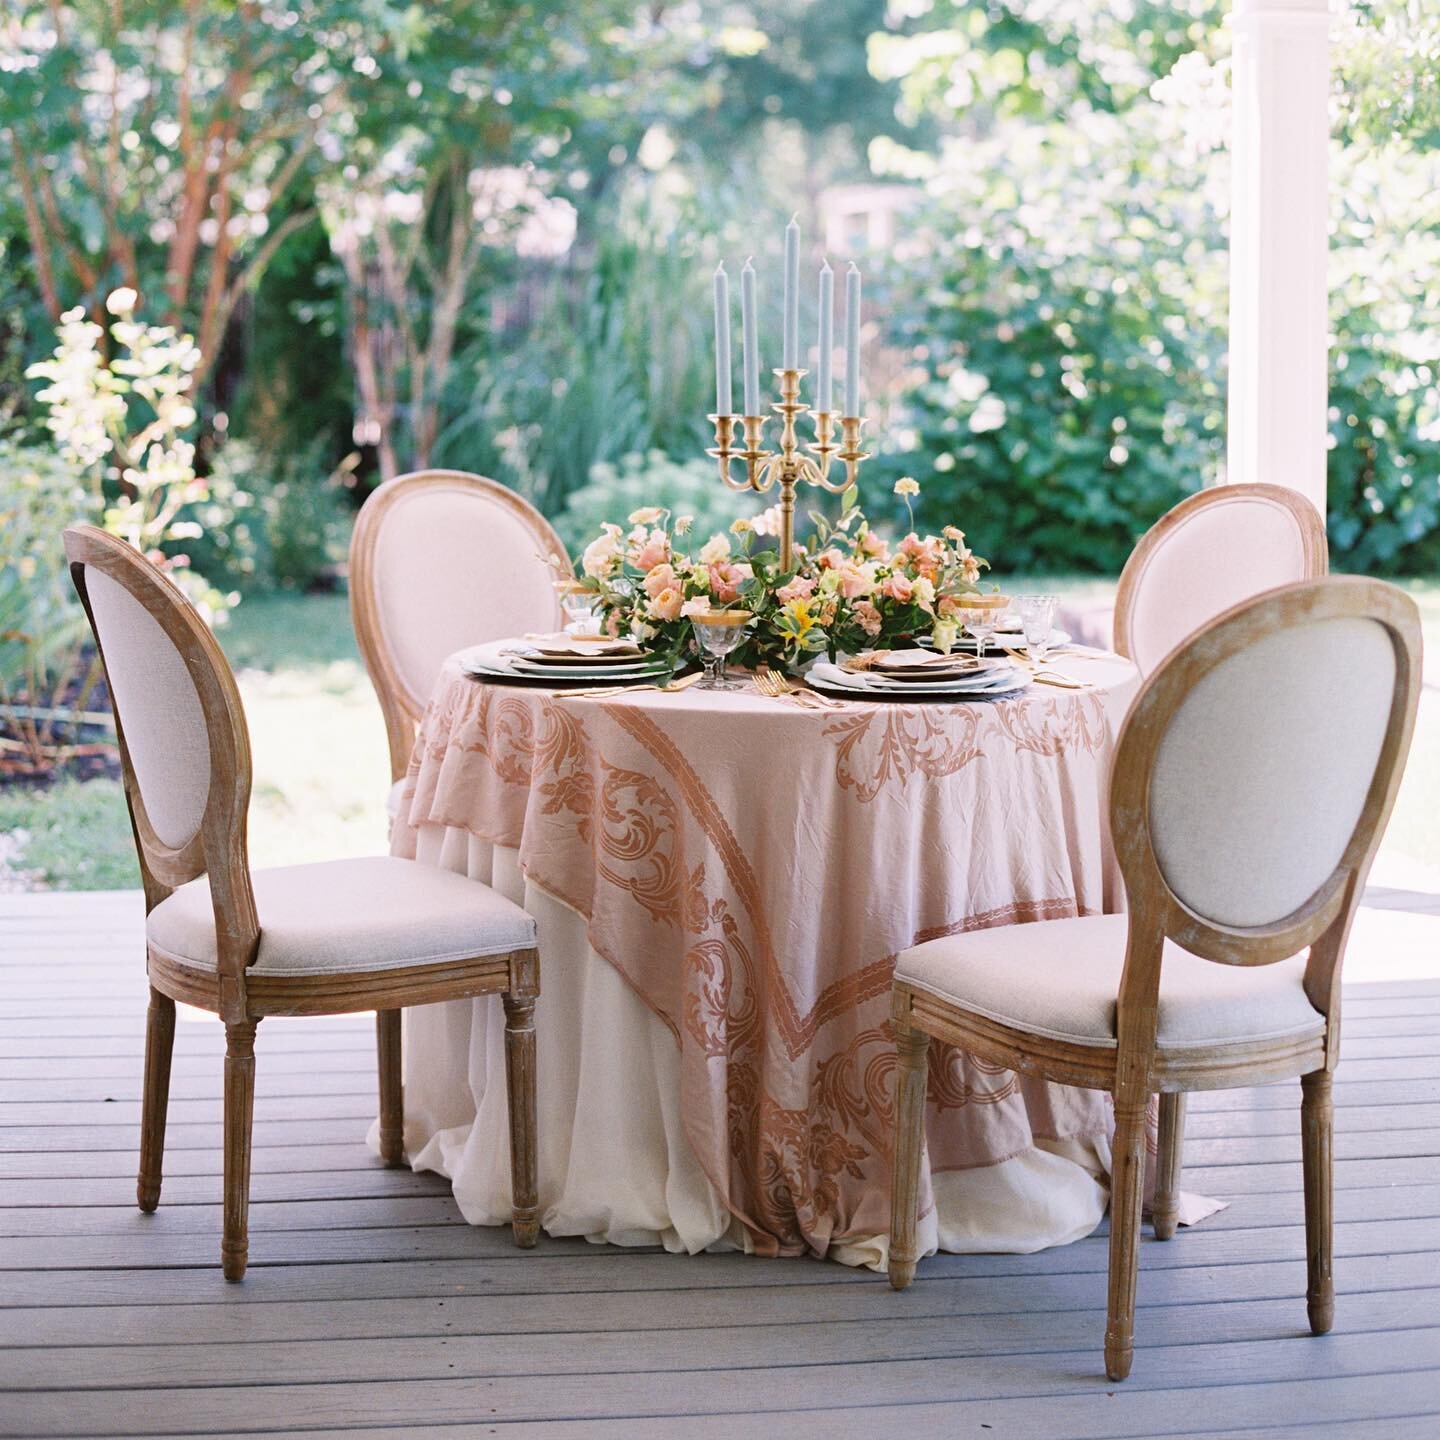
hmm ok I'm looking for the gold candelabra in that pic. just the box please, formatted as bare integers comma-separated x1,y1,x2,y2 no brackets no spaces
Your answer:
708,368,871,570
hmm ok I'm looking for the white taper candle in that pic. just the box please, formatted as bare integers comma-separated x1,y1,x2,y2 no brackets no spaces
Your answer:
815,258,833,412
782,214,800,370
713,263,731,415
741,257,760,417
844,262,862,416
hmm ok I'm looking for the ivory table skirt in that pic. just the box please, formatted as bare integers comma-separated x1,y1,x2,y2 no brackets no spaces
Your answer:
379,647,1219,1267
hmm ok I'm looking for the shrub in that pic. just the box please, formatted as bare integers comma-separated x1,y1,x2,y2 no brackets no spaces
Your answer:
0,440,102,773
553,451,755,557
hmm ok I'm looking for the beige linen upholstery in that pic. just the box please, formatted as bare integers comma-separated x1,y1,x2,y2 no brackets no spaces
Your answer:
85,568,212,849
148,856,537,975
897,915,1324,1050
1150,616,1395,929
371,480,564,709
1119,488,1325,676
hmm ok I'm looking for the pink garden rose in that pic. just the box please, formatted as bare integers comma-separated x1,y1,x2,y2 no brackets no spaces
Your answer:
815,546,846,570
642,562,678,598
648,586,683,622
853,599,882,636
776,575,816,605
857,529,890,560
882,572,915,605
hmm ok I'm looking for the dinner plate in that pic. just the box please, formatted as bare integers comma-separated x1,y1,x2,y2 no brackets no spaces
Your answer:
808,661,1030,700
858,655,1013,684
461,641,671,684
506,656,670,677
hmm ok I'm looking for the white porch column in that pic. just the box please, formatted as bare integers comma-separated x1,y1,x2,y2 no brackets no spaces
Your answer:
1226,0,1331,516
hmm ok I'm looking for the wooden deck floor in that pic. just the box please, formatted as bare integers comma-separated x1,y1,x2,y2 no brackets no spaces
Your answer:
3,890,1439,1439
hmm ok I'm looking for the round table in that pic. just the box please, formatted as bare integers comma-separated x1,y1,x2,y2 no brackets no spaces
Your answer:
385,648,1215,1267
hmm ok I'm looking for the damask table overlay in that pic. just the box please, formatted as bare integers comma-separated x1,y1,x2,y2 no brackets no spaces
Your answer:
395,658,1139,1256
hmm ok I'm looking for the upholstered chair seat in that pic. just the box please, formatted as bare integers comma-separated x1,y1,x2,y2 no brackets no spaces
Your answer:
897,915,1324,1052
147,856,536,976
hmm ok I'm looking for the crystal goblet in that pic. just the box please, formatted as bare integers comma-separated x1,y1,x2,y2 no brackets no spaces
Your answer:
1017,594,1060,666
689,610,752,691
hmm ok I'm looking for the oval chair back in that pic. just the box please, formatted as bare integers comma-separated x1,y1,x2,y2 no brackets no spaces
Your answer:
349,470,573,781
1114,483,1328,676
63,525,259,1009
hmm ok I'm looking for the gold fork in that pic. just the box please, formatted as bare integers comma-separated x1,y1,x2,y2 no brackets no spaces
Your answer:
999,645,1090,690
754,665,834,708
569,671,704,700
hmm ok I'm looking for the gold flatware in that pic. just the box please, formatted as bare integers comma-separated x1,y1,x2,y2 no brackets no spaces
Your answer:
569,671,703,700
754,665,836,708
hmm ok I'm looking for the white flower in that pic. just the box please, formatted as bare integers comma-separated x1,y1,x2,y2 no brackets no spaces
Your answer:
674,514,693,536
911,576,936,614
752,505,783,538
681,596,711,618
894,476,920,497
581,530,622,578
105,287,139,317
627,506,665,525
699,534,731,564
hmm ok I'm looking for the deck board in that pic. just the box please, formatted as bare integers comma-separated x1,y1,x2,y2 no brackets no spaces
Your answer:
2,891,1437,1438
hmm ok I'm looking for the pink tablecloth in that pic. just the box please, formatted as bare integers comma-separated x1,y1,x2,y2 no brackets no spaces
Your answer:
386,649,1214,1264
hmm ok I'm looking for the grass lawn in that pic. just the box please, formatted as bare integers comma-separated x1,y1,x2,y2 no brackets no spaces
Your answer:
3,579,1438,891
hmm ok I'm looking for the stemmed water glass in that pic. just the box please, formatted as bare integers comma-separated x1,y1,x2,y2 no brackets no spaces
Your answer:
965,606,1000,657
1016,594,1059,666
557,582,601,636
690,611,752,691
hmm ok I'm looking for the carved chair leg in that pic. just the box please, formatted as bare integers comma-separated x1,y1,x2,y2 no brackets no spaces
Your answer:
888,1019,930,1291
1301,1069,1335,1334
137,987,175,1213
1105,1096,1149,1381
503,993,539,1248
1152,1092,1187,1241
376,1009,405,1168
222,1021,258,1282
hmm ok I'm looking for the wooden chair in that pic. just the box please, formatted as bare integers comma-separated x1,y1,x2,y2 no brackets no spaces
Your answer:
65,525,541,1280
349,469,573,787
1113,481,1327,1232
888,577,1421,1380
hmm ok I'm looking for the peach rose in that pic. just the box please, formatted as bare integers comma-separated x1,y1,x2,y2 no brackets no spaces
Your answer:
648,586,683,623
631,527,670,572
642,562,678,598
816,546,846,570
858,529,890,560
834,561,876,599
776,575,816,605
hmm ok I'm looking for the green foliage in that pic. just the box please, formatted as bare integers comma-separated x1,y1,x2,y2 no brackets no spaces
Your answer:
893,83,1227,572
439,226,718,517
190,440,353,594
0,778,139,891
554,451,748,556
0,441,96,732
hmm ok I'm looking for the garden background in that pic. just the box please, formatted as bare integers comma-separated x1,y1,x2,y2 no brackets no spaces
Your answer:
2,0,1438,889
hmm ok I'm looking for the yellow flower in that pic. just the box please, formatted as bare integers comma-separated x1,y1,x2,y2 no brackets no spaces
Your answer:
730,517,753,536
894,476,920,497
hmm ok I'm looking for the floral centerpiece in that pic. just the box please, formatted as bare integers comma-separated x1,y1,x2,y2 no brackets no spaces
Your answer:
569,478,992,673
